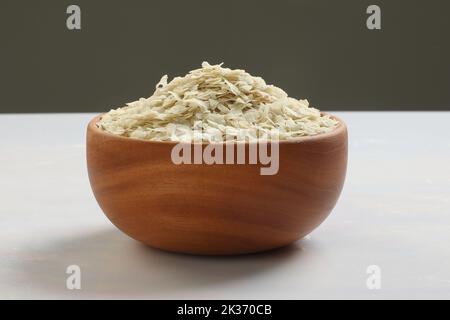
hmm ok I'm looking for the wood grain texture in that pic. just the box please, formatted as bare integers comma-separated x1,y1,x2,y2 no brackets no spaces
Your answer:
86,114,348,255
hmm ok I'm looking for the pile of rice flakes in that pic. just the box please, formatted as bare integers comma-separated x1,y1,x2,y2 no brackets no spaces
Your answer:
98,62,338,142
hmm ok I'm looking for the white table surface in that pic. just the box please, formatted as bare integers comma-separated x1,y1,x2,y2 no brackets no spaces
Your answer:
0,112,449,300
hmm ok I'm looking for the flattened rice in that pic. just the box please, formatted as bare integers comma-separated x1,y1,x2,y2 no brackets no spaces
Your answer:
98,62,338,142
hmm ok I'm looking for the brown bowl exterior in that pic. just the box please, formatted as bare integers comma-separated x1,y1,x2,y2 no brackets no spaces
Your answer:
86,115,347,255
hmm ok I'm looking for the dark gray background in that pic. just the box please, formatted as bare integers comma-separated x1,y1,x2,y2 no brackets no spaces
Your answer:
1,0,449,113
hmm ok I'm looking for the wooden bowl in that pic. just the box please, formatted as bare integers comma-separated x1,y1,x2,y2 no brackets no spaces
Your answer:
87,114,347,255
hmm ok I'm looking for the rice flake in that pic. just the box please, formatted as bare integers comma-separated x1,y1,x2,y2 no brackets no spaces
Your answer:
98,62,338,142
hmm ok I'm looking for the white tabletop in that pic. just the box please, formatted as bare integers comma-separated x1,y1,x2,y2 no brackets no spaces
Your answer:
1,112,449,300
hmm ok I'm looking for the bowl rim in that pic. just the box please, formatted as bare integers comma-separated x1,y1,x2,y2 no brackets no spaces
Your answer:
88,112,347,145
